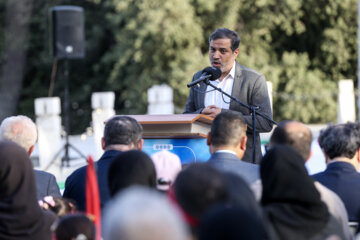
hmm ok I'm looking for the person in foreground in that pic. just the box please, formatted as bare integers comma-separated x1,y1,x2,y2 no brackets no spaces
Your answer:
0,115,61,199
268,120,352,239
261,145,345,240
171,163,271,239
184,27,273,163
0,141,56,240
63,115,143,211
207,111,259,184
313,122,360,223
103,186,189,240
198,204,271,240
107,150,157,197
53,213,95,240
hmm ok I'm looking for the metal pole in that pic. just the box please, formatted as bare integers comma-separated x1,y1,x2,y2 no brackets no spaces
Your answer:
64,59,70,166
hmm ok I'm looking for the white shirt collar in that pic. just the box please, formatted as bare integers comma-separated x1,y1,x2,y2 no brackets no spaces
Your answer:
215,150,237,156
218,61,236,82
204,62,235,109
228,61,236,79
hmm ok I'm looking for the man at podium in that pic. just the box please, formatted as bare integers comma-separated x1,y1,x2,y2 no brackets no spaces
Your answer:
184,28,273,163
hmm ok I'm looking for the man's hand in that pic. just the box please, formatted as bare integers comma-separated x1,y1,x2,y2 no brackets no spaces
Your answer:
201,105,221,118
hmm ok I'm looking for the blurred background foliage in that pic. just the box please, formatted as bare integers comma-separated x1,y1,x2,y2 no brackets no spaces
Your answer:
0,0,357,133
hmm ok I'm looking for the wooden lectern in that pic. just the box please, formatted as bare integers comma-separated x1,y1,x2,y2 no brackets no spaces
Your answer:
125,114,213,164
127,114,213,138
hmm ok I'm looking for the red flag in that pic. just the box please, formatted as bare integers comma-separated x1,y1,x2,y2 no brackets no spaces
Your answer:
86,155,101,240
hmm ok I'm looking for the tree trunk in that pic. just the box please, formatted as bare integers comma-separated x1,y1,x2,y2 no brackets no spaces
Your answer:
0,0,33,121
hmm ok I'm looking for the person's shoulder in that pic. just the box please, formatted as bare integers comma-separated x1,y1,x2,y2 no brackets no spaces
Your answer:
314,181,335,197
235,160,259,172
66,165,87,181
97,150,122,168
235,62,263,77
314,181,346,206
209,152,258,169
240,160,259,168
209,151,238,161
312,171,325,178
34,169,55,179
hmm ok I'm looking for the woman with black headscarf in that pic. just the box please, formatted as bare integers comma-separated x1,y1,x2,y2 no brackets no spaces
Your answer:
0,141,56,239
261,145,345,240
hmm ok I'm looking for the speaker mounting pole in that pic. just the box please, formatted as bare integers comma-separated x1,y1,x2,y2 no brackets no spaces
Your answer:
49,55,87,167
62,55,87,166
47,5,87,168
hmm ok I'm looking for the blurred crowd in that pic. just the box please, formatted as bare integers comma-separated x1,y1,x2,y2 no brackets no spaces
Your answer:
0,113,359,240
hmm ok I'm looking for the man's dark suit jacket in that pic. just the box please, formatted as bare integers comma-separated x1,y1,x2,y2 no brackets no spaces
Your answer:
207,151,260,184
184,62,273,163
63,150,121,211
312,161,360,222
34,170,61,200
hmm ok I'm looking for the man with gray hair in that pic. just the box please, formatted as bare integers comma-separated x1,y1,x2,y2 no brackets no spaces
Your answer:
103,186,188,240
0,115,61,199
313,122,360,223
63,116,144,211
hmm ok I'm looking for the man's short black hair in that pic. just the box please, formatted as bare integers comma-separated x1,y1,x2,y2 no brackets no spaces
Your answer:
210,111,247,147
209,28,240,52
104,116,142,147
318,122,360,159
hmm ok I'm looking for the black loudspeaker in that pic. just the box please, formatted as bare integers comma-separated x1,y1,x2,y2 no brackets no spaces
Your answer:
50,6,85,59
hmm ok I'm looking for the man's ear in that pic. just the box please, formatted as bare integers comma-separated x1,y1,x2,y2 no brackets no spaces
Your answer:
240,135,247,151
207,132,211,146
137,139,144,150
233,48,239,58
28,145,35,156
101,137,106,150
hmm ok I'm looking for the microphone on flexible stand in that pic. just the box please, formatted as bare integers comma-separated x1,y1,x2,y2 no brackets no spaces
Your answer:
187,67,222,88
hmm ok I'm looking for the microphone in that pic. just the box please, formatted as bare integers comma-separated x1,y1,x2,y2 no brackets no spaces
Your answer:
187,67,222,88
202,67,222,80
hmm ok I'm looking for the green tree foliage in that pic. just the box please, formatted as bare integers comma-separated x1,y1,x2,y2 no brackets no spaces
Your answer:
0,1,5,52
0,0,34,121
274,52,336,122
15,0,114,131
234,0,354,122
103,0,205,113
0,0,357,133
